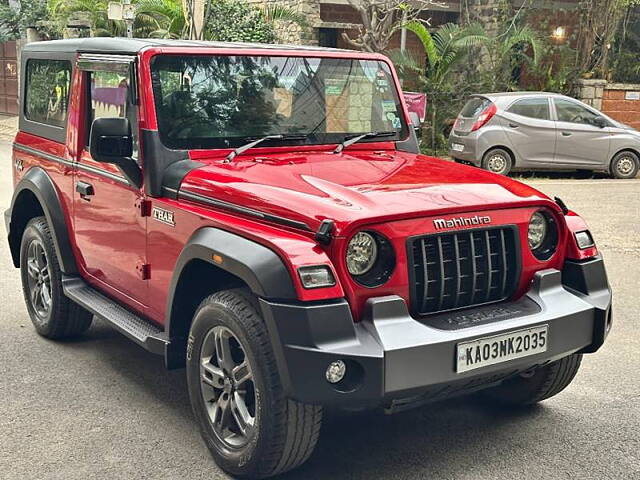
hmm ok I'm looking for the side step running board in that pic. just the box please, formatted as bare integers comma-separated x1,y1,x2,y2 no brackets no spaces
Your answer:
62,276,168,355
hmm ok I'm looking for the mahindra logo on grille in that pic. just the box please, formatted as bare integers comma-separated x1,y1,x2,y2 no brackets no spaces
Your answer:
433,215,492,230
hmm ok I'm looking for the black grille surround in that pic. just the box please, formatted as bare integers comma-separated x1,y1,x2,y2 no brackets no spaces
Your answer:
408,225,521,316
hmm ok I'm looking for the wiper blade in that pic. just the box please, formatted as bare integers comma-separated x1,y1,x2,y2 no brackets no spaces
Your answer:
333,131,396,154
224,134,308,163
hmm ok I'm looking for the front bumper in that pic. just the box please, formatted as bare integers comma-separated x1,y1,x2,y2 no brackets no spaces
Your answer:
260,256,612,409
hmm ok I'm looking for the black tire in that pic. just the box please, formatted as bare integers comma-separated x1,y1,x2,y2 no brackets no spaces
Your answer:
610,151,639,179
19,216,93,339
482,354,583,406
186,289,322,479
482,148,513,176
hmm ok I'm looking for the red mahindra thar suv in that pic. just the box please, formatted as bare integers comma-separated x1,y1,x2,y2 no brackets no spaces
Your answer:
6,38,612,478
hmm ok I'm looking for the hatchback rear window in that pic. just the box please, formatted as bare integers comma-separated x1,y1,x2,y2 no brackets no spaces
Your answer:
460,97,491,118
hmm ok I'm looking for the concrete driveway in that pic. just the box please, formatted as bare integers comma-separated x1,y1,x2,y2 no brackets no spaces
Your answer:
0,139,638,479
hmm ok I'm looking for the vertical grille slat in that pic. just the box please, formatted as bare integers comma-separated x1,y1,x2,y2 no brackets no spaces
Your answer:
484,230,493,302
410,226,519,316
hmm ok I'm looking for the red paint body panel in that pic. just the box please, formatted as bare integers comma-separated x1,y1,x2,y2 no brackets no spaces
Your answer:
12,45,600,328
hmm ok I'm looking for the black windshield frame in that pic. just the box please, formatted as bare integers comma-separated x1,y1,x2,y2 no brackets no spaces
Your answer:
149,54,409,150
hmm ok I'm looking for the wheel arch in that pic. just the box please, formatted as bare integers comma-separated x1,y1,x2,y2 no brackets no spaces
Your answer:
164,227,297,369
7,167,77,274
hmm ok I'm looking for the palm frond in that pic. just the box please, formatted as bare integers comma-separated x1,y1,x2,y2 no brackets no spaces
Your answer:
259,5,308,27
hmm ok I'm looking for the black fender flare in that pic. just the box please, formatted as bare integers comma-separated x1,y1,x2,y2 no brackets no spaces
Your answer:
7,167,78,274
165,227,297,341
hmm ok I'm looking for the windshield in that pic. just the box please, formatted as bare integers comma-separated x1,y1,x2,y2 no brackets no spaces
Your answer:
150,55,408,150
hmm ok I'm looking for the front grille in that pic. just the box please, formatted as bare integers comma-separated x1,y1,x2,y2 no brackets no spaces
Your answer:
409,226,519,315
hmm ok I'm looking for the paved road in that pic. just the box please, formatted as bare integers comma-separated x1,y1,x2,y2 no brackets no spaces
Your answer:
0,139,638,480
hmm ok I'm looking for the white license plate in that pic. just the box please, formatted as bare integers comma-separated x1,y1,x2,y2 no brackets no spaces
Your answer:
452,143,465,152
456,325,548,373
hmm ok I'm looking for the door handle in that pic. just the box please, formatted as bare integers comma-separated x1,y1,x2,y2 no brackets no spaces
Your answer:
76,181,95,200
508,123,519,128
561,132,572,136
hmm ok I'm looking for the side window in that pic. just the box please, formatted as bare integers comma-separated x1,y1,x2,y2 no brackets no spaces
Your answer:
87,70,138,158
555,99,601,126
25,59,72,128
507,97,550,120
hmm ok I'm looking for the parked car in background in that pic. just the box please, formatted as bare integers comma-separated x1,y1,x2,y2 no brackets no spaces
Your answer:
449,92,640,178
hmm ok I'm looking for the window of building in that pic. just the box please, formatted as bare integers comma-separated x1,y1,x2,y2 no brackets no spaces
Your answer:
25,59,72,128
507,97,551,120
318,28,338,48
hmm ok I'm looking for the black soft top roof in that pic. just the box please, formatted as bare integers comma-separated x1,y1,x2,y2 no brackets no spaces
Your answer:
22,37,348,55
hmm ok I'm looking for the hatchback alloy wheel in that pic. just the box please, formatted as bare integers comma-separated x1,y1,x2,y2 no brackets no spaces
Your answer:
616,155,635,176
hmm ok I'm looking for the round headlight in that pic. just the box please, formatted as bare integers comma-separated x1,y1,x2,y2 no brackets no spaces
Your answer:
528,211,548,251
346,232,378,275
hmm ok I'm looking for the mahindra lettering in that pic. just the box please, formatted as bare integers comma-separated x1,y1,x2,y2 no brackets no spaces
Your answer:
6,39,612,479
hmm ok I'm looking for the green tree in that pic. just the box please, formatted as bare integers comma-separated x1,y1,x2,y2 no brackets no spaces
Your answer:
0,0,57,40
394,21,486,154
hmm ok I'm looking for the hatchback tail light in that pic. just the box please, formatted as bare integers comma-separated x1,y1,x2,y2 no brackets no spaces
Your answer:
470,102,497,131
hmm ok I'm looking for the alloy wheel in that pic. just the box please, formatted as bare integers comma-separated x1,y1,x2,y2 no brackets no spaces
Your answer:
26,239,52,319
200,326,256,449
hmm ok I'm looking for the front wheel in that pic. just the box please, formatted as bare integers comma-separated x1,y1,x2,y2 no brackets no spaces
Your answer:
610,151,639,179
482,354,583,406
186,289,322,478
482,148,513,176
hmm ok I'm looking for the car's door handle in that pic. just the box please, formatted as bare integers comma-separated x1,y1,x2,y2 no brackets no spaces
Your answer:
508,123,519,128
76,181,95,200
561,131,572,136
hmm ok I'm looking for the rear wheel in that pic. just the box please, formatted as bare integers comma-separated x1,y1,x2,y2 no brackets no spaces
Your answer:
19,216,93,338
482,354,582,406
186,289,322,478
482,148,513,175
610,151,639,179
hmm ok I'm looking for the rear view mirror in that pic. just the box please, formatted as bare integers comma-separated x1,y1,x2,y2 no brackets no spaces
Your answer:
89,117,141,187
593,116,606,128
89,117,133,162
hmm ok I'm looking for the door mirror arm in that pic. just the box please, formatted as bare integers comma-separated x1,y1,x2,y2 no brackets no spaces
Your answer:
89,117,142,187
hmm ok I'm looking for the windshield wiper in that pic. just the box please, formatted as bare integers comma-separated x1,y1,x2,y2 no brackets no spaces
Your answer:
333,131,397,154
224,134,308,163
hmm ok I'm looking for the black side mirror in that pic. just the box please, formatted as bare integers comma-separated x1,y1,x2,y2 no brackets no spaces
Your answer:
89,117,133,162
593,116,607,128
89,117,141,187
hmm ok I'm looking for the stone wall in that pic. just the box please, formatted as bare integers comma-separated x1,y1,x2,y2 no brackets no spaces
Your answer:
246,0,321,45
574,79,607,110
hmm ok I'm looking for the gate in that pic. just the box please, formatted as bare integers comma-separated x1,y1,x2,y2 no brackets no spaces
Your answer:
0,41,18,115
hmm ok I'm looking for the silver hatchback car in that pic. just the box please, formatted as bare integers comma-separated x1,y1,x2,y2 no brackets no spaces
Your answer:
449,92,640,178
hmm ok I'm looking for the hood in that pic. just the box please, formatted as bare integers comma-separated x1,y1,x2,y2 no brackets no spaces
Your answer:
179,148,557,236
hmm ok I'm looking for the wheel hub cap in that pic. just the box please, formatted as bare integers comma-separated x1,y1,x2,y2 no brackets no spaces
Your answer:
618,157,633,175
488,155,506,173
199,326,256,449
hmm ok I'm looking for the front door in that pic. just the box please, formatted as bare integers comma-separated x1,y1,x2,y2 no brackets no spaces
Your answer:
553,97,611,167
72,59,148,311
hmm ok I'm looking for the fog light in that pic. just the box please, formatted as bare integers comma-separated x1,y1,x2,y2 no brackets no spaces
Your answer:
326,360,346,384
575,230,595,250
